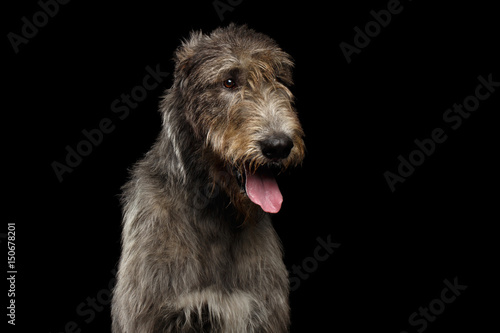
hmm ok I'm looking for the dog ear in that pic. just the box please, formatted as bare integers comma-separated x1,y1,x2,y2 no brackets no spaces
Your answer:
174,30,204,76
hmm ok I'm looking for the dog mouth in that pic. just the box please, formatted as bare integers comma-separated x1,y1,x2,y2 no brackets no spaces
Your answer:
233,164,283,214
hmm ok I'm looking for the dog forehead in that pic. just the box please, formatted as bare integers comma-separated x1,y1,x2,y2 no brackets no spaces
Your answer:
181,25,294,84
210,53,285,85
209,25,279,50
205,41,284,64
190,48,284,82
205,26,290,65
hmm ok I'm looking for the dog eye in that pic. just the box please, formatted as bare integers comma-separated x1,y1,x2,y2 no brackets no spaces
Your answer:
223,78,237,89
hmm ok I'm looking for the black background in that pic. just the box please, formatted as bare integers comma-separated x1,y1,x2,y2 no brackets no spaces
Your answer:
5,0,499,332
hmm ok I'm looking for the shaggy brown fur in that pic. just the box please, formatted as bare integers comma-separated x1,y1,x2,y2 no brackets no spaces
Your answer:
111,24,305,332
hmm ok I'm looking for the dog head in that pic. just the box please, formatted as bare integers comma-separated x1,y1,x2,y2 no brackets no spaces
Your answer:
170,24,305,216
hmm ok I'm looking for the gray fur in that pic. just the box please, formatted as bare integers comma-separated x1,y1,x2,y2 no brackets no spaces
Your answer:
112,24,305,333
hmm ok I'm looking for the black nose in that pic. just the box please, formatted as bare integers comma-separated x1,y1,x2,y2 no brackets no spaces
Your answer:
260,134,294,160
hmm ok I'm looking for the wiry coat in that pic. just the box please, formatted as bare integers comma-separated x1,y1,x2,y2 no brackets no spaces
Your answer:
112,24,305,333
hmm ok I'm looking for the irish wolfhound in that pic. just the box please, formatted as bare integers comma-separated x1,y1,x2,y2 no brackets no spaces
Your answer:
112,24,305,333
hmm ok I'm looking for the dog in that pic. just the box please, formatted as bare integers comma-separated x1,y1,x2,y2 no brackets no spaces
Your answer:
112,24,305,332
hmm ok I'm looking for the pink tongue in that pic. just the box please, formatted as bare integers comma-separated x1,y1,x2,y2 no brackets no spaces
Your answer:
245,167,283,213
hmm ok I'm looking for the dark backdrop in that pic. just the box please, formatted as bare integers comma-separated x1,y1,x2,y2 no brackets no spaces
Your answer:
5,0,499,332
